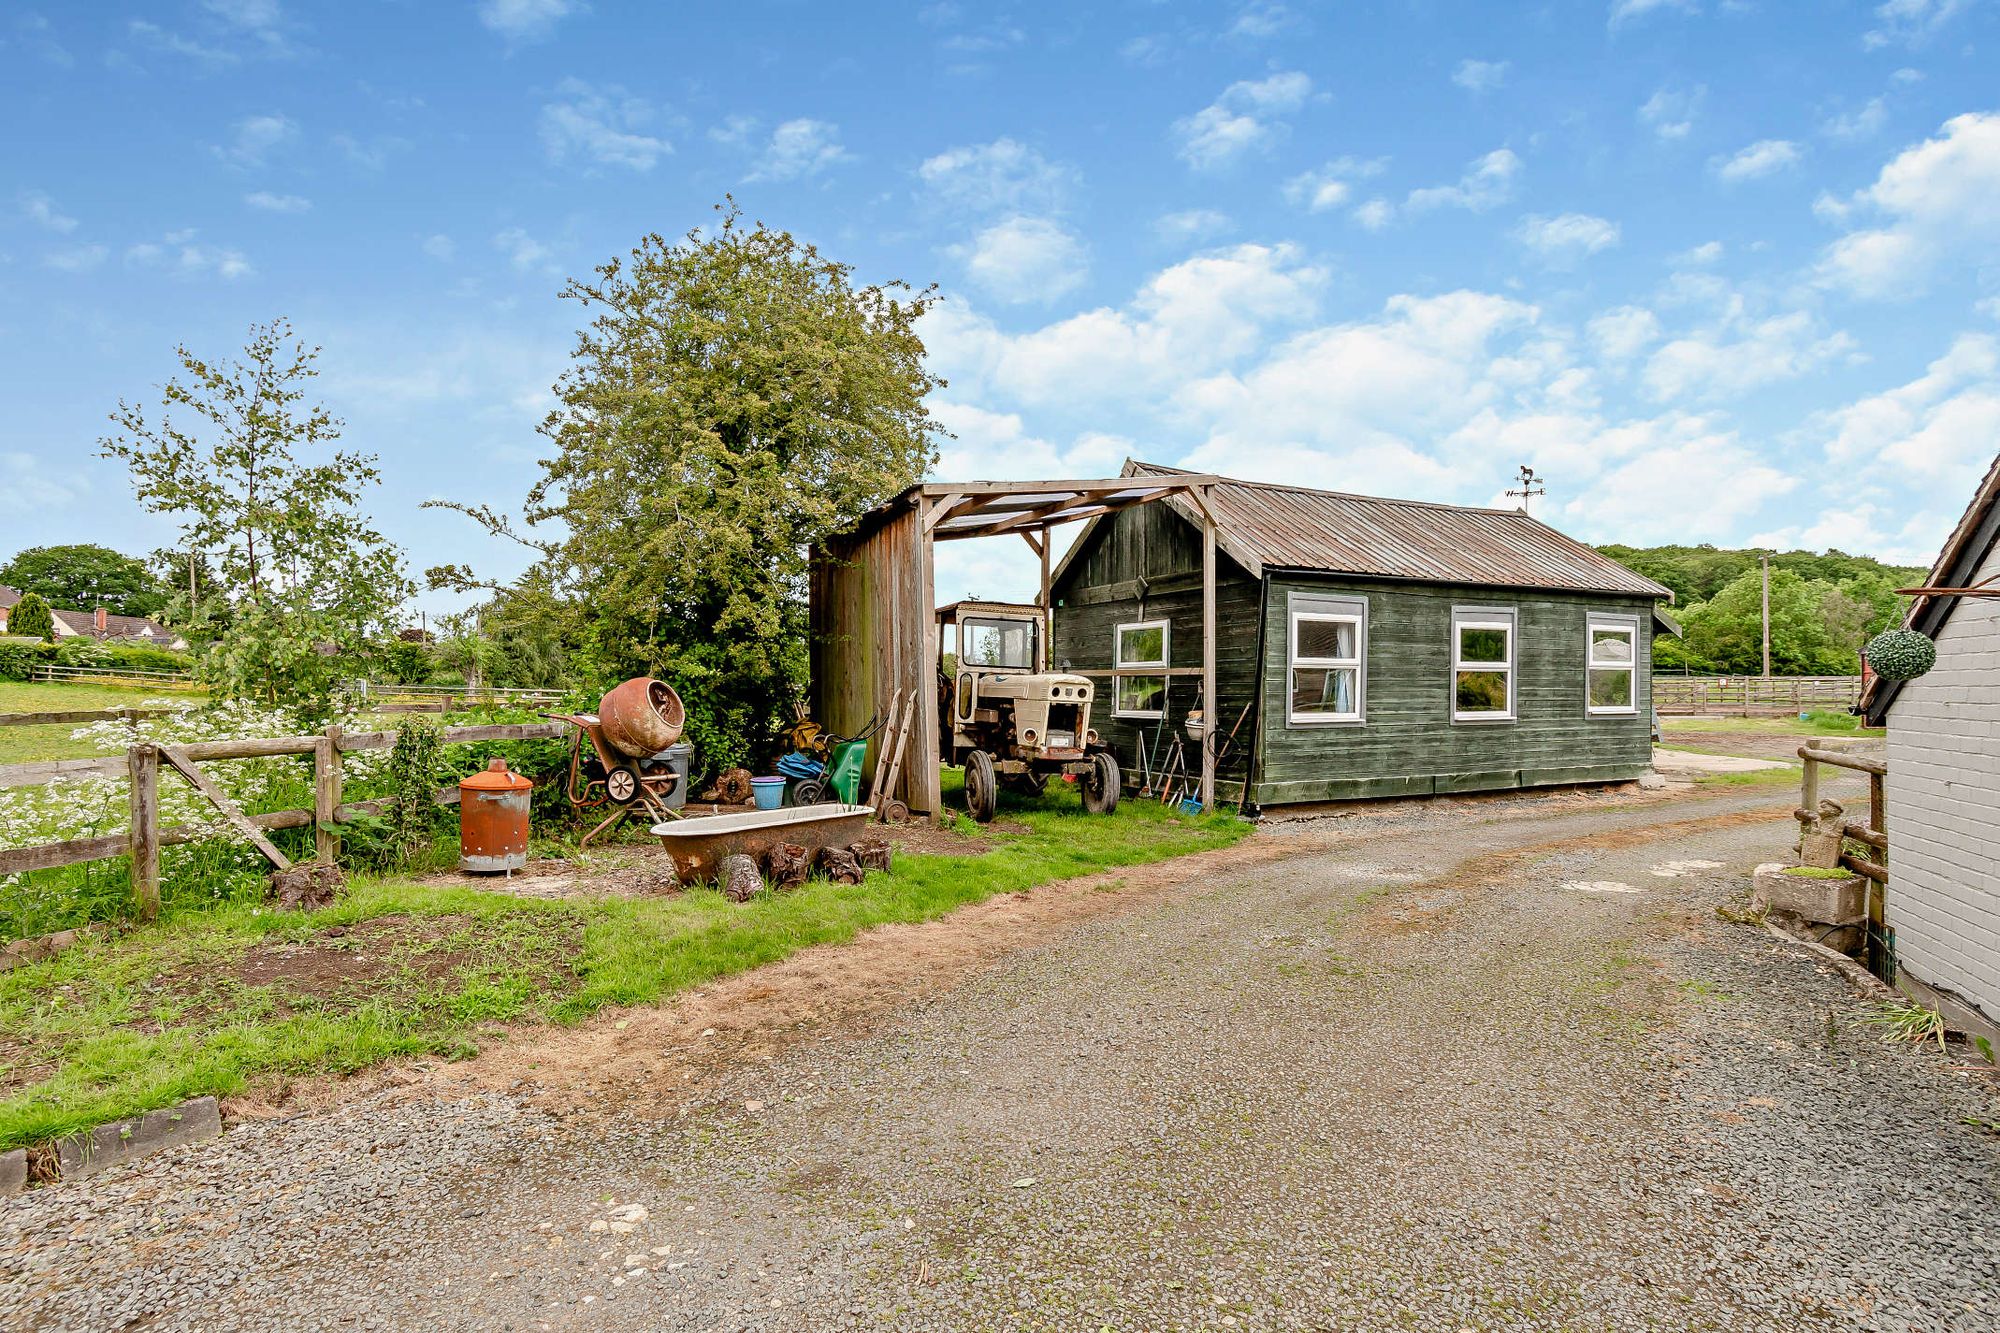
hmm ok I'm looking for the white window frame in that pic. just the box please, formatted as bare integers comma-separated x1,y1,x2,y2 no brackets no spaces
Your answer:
1112,619,1170,719
1586,613,1640,716
1451,606,1517,723
1287,596,1366,726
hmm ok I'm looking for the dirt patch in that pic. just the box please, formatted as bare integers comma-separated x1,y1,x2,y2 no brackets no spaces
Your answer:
229,915,473,994
883,818,1021,857
259,827,1335,1123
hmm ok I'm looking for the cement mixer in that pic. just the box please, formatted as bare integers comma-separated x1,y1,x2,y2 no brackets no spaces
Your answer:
543,677,690,846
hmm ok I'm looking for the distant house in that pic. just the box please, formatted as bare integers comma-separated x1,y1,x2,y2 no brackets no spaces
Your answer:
49,605,188,651
0,585,18,634
1860,453,2000,1030
1049,461,1675,807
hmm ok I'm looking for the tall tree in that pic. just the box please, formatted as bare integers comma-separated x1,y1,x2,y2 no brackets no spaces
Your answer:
0,545,167,617
433,204,943,768
101,319,414,719
7,592,55,642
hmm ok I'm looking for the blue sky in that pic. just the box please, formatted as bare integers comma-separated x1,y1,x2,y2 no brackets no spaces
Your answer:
3,0,1997,615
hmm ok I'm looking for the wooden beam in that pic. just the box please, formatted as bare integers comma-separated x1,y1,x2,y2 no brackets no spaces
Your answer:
0,755,127,789
1039,526,1053,663
315,727,342,864
931,494,1166,542
1200,487,1217,814
159,745,293,871
1017,529,1044,557
921,490,978,533
918,476,1221,500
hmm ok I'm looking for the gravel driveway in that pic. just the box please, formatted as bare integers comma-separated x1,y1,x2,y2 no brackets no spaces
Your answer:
7,780,1997,1332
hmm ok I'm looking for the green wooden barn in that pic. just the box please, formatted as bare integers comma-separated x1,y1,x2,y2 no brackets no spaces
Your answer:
1048,462,1675,808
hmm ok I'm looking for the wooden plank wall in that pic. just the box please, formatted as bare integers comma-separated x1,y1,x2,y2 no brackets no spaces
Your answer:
1050,502,1264,793
810,501,941,814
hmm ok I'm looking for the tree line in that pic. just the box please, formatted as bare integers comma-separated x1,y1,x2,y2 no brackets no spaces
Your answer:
1595,543,1928,676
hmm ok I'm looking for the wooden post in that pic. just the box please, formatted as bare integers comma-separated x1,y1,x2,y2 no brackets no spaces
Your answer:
128,743,160,921
1200,488,1217,813
1798,747,1818,826
1869,766,1889,978
315,725,343,864
1760,553,1771,680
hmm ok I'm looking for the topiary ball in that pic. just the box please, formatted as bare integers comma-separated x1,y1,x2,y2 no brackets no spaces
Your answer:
1865,628,1938,682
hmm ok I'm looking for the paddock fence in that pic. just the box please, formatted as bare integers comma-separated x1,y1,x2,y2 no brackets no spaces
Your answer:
1654,674,1862,717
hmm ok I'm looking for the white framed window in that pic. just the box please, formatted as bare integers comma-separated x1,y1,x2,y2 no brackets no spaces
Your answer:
1587,614,1639,715
1113,619,1169,718
1452,607,1516,722
1288,596,1366,725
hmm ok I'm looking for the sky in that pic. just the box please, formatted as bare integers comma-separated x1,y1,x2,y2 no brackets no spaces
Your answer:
3,0,1998,617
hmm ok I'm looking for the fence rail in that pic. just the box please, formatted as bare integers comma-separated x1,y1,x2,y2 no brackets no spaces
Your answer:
0,721,569,918
359,682,567,704
1654,675,1862,717
1796,744,1890,977
28,664,196,686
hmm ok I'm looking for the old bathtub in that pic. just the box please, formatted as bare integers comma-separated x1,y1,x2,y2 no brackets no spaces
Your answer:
651,803,874,884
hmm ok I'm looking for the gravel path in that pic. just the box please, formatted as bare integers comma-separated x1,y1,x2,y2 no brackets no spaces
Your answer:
6,780,1997,1332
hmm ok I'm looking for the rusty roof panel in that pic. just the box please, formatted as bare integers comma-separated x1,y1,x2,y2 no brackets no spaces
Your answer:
1131,462,1670,599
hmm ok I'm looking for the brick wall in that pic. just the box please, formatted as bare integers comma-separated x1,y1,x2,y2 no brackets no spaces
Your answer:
1886,539,2000,1021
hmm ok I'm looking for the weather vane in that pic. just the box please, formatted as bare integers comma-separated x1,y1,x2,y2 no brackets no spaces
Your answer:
1505,464,1546,513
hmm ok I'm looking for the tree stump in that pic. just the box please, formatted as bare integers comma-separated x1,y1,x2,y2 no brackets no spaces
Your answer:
765,842,812,890
1798,798,1847,869
269,862,345,912
702,768,754,805
719,853,763,903
816,846,863,885
852,839,892,875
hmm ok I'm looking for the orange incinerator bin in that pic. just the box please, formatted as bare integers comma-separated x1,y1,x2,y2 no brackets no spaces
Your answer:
459,758,534,873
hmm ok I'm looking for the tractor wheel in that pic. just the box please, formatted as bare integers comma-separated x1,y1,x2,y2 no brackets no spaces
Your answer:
964,750,999,823
605,763,642,806
1081,752,1121,815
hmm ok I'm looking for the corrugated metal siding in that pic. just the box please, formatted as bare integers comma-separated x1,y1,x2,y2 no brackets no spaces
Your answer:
1131,463,1669,599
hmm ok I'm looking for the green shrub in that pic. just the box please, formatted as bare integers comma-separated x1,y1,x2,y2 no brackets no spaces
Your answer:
6,593,53,643
0,640,55,682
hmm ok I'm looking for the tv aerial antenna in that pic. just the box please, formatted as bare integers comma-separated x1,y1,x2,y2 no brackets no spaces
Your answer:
1505,464,1546,514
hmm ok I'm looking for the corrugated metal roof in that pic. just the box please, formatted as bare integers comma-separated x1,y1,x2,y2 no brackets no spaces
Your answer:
1126,461,1672,599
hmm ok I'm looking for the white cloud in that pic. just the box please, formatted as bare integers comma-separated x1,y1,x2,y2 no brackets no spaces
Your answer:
1173,71,1314,170
1713,138,1802,182
919,138,1071,214
1816,332,1999,474
214,112,297,167
1589,306,1662,362
422,234,455,261
1639,85,1705,141
539,79,670,170
1643,311,1856,401
19,190,75,233
1229,3,1298,39
244,190,309,213
952,217,1087,305
493,226,555,273
1155,209,1233,243
1611,0,1699,25
1821,96,1888,141
1864,0,1975,48
1816,112,2000,299
926,243,1325,409
1675,240,1725,265
1514,213,1621,263
0,451,79,515
1406,148,1521,213
1452,59,1508,93
1284,171,1348,214
479,0,581,42
1352,198,1394,230
43,243,108,272
125,232,253,280
747,118,849,182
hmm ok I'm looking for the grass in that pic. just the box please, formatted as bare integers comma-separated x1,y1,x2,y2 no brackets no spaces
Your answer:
0,777,1249,1149
0,680,208,766
1693,766,1804,788
1780,865,1854,878
1662,711,1877,737
1857,996,1948,1052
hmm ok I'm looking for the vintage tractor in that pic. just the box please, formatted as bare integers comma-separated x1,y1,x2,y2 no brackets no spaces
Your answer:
935,600,1120,823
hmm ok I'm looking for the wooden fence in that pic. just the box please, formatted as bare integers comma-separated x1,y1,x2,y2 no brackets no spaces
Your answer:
1654,675,1862,717
28,664,196,687
1796,745,1889,976
0,721,567,920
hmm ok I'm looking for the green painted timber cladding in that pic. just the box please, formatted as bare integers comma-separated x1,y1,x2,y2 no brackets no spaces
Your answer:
1050,501,1657,805
1253,573,1655,804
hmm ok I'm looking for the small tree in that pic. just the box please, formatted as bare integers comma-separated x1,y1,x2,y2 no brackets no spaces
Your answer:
101,320,414,720
7,592,55,642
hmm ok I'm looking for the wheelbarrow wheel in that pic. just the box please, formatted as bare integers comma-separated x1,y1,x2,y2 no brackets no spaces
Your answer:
787,776,827,807
1081,752,1120,815
605,763,642,806
963,750,998,824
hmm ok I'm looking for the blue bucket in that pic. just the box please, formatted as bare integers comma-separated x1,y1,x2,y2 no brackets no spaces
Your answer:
750,776,786,811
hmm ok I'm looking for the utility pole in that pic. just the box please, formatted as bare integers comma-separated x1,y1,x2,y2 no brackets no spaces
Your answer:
1505,464,1546,515
1760,553,1772,679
